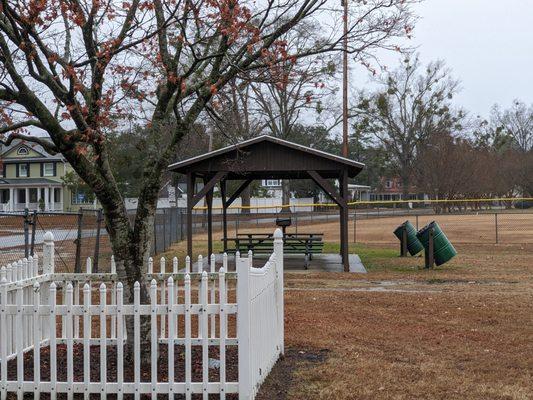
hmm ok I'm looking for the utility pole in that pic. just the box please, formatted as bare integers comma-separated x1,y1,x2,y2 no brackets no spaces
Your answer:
342,0,349,158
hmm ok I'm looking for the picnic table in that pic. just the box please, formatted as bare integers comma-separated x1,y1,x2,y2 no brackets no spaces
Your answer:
223,232,324,269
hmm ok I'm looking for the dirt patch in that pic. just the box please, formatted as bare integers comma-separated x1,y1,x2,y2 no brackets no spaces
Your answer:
256,348,329,400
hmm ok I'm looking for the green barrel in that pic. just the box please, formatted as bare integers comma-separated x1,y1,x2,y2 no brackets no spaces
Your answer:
416,221,457,266
393,221,424,256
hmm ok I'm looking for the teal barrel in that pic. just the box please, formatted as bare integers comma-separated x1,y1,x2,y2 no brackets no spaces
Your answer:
416,221,457,266
393,221,424,256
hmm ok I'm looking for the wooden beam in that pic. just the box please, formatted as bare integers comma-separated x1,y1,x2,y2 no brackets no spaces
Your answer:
340,170,350,272
205,177,214,262
307,171,346,208
192,171,227,206
186,172,195,258
221,179,228,252
225,178,253,207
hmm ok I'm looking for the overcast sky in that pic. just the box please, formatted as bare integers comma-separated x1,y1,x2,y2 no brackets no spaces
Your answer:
352,0,533,118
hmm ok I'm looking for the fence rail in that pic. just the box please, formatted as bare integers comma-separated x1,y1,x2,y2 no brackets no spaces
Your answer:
0,229,285,399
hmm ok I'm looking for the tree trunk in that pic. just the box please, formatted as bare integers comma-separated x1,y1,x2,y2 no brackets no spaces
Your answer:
241,185,251,214
85,121,183,364
400,168,411,208
97,188,153,363
281,180,291,213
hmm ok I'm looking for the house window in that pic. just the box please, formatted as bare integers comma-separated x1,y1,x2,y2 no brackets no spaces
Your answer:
17,147,29,155
19,163,28,177
385,180,392,189
43,163,55,177
266,180,280,187
71,189,93,205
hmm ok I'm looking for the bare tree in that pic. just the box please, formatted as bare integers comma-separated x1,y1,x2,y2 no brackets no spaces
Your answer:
251,9,415,203
475,101,533,196
353,56,464,199
491,101,533,152
207,78,265,211
415,133,484,211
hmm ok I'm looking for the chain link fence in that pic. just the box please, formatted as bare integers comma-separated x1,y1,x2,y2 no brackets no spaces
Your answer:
190,199,533,246
2,199,531,272
0,209,109,272
0,207,187,272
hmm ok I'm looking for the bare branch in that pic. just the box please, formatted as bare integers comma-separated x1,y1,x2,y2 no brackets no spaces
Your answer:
0,130,59,154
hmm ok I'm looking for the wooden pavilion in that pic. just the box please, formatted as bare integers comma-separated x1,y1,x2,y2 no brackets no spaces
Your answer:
168,135,364,272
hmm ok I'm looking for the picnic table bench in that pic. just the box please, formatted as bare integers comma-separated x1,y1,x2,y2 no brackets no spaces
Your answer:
223,232,324,269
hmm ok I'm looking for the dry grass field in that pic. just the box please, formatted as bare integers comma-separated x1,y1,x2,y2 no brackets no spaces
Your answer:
256,243,533,400
164,217,533,400
208,211,533,245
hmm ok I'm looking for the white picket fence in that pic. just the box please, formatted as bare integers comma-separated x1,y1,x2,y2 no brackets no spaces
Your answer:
0,229,284,399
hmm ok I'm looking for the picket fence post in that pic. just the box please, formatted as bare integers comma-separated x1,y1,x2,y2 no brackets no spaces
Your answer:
42,232,55,274
0,277,7,400
33,282,41,397
237,253,251,400
83,283,91,400
273,228,284,355
219,267,227,400
116,282,124,400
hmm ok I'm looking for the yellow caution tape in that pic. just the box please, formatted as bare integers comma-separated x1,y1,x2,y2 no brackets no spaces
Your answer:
193,197,533,211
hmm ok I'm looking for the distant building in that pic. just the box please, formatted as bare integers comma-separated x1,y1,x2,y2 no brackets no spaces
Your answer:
370,177,427,202
124,180,181,210
0,140,96,212
348,184,371,201
260,179,283,198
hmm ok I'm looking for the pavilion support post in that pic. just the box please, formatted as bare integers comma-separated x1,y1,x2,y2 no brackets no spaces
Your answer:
307,169,350,271
186,172,195,258
221,180,228,252
205,177,214,263
340,170,350,272
339,201,344,259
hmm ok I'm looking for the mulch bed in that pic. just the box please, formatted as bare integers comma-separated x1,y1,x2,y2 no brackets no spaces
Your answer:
5,344,238,399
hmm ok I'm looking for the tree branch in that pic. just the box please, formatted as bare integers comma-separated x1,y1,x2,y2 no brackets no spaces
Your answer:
0,130,59,154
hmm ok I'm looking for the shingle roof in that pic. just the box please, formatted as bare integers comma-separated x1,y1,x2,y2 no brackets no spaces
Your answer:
168,135,364,178
0,178,62,186
0,138,64,161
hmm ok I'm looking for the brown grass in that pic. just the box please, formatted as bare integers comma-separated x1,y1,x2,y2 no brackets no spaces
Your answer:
254,242,533,400
187,212,533,246
166,219,533,400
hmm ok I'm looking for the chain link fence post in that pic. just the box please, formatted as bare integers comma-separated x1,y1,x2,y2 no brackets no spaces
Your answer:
93,208,103,273
23,208,30,258
153,210,158,255
30,210,37,256
74,208,83,273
